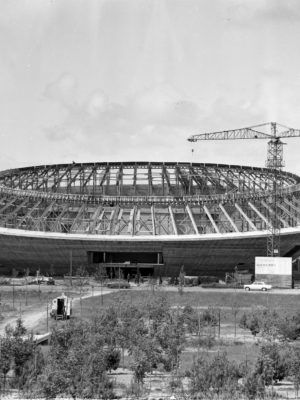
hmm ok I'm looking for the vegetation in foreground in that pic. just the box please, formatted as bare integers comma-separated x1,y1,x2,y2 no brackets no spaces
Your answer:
1,292,300,399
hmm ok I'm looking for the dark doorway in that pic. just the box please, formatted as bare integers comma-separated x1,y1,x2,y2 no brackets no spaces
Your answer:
89,251,163,264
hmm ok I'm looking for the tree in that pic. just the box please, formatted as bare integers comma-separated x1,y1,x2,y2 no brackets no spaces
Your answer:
286,346,300,397
188,353,240,398
255,342,287,385
276,311,300,341
242,372,265,400
0,318,42,394
239,310,261,336
105,347,121,372
38,320,115,399
0,337,13,392
131,347,151,384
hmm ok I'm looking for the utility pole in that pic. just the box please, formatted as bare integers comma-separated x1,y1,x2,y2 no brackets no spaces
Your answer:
46,292,49,331
69,250,73,287
12,284,15,309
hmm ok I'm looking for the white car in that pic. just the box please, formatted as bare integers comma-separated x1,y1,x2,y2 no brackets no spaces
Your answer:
244,281,272,291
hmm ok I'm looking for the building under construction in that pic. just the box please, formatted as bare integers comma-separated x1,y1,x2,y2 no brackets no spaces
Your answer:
0,160,300,277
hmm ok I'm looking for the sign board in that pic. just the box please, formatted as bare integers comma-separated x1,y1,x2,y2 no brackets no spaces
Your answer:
255,257,292,276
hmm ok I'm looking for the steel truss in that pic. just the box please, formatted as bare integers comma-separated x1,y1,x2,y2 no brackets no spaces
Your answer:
0,161,299,236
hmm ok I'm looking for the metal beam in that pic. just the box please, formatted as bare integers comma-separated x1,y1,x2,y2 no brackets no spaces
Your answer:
133,164,137,194
248,201,271,227
109,208,117,234
151,205,156,235
219,203,239,232
0,197,17,214
35,166,56,190
162,165,172,195
82,166,97,188
148,164,153,195
2,199,29,224
116,164,123,195
128,207,136,235
186,205,199,234
203,205,220,233
70,204,86,231
99,165,110,187
88,206,103,232
189,166,210,193
17,200,42,228
284,199,300,222
261,200,288,228
278,203,298,225
136,208,141,233
51,165,73,191
54,205,70,232
215,167,237,192
67,166,84,192
199,166,224,192
95,210,105,232
168,205,178,235
234,203,257,230
175,165,189,194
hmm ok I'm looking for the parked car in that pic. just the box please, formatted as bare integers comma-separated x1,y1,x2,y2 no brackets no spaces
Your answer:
244,281,272,291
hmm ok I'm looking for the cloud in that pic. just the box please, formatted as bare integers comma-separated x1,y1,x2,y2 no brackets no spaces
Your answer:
42,74,274,166
130,83,199,126
85,90,109,118
224,0,300,25
43,77,203,159
43,73,78,110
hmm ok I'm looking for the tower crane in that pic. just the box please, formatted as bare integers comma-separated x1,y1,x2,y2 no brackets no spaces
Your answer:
187,122,300,257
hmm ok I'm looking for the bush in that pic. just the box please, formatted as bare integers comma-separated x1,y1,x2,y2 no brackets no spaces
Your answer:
199,275,219,284
242,372,265,400
240,308,300,341
255,342,288,384
202,308,218,326
105,347,121,372
184,276,200,286
201,282,243,288
106,281,130,289
187,352,240,398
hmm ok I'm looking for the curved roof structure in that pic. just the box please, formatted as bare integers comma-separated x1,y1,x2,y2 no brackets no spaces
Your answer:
0,161,300,236
0,161,300,279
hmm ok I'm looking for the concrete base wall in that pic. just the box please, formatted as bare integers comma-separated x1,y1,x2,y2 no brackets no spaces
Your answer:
0,229,299,278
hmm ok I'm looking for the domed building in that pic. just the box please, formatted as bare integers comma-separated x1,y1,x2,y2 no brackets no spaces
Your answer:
0,161,300,277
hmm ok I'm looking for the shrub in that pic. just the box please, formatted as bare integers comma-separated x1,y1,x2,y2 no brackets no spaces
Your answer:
255,342,288,384
242,372,265,400
188,352,240,398
106,281,130,289
199,275,218,284
105,347,121,372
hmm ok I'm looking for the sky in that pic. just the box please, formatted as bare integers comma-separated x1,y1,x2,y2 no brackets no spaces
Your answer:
1,0,300,174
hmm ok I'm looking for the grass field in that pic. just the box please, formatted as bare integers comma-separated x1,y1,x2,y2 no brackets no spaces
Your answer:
68,288,294,373
67,288,268,379
1,284,298,398
73,287,300,320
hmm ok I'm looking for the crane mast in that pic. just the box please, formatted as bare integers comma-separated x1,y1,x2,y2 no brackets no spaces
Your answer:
188,122,300,257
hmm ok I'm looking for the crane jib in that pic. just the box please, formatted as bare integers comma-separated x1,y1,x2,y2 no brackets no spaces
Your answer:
187,121,300,258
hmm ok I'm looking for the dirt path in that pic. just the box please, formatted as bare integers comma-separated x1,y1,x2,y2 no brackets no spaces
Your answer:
0,288,113,335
